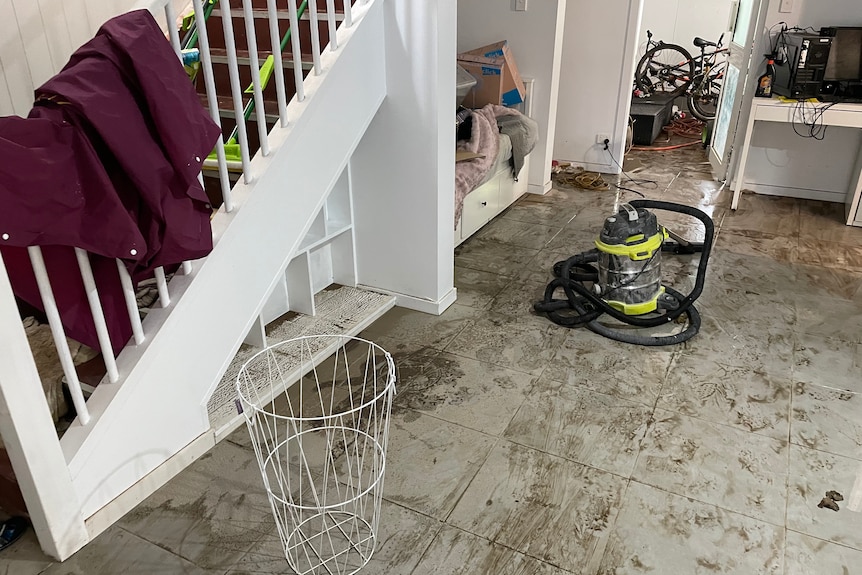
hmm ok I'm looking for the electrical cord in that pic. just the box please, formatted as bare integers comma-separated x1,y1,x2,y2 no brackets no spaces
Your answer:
604,140,659,190
792,99,839,140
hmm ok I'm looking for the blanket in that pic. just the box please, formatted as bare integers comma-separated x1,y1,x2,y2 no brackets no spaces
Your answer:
454,105,538,228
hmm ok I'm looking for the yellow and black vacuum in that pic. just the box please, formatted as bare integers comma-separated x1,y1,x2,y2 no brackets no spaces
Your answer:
534,200,714,346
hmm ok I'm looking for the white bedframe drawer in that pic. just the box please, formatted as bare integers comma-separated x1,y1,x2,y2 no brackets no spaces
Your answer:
461,178,501,238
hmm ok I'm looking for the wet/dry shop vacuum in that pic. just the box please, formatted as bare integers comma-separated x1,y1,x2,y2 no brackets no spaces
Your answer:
534,200,714,346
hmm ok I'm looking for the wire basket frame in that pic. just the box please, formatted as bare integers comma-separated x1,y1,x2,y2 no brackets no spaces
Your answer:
236,335,396,575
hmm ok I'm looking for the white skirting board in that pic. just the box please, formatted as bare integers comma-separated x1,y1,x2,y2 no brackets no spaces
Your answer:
737,183,845,204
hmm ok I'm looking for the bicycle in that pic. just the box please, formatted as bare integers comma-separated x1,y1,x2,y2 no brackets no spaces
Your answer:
634,30,727,122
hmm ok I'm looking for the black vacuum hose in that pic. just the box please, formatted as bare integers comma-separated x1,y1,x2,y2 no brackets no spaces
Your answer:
533,200,714,346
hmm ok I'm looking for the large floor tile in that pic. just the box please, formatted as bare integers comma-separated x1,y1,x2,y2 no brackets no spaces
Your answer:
715,230,798,263
721,194,800,237
118,441,274,570
232,501,440,575
784,530,862,575
786,444,862,551
632,410,789,525
0,530,54,575
681,314,796,380
475,218,561,251
382,410,497,520
448,441,627,571
504,378,652,477
659,354,791,441
501,194,579,228
455,237,540,278
358,303,479,355
795,263,862,302
488,279,549,317
445,311,566,376
798,237,862,273
597,481,784,575
794,294,862,343
411,526,571,575
798,200,862,247
543,331,674,407
793,333,860,392
43,528,218,575
395,351,535,436
791,381,862,460
453,266,512,309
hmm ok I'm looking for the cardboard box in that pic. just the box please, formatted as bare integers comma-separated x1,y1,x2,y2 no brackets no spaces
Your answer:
457,41,526,108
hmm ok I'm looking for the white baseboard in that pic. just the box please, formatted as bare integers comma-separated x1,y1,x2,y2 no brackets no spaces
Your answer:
528,181,553,195
84,431,215,540
741,183,845,203
360,285,458,315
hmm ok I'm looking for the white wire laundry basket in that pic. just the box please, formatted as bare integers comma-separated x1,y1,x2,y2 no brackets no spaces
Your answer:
236,335,396,575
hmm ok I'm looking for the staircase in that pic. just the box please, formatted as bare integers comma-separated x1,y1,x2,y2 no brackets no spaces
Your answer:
0,0,393,560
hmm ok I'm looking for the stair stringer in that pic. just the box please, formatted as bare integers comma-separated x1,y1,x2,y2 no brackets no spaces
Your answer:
59,0,386,519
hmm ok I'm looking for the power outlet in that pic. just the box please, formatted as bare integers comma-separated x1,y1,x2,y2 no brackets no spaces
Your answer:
596,133,611,148
779,0,793,13
512,0,528,11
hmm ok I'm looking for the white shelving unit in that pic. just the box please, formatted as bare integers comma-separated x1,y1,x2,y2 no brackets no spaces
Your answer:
244,164,359,347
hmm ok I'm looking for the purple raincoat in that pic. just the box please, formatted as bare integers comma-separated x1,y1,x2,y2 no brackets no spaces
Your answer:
0,9,221,355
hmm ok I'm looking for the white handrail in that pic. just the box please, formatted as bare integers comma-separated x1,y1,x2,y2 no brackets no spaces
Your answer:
154,267,171,308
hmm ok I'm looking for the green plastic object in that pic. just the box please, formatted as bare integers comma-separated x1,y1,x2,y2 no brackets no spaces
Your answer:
246,55,275,94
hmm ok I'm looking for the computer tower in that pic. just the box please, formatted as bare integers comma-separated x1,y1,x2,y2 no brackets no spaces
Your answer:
774,32,833,99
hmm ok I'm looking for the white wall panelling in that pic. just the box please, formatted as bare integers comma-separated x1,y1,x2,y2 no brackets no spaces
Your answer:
554,0,644,173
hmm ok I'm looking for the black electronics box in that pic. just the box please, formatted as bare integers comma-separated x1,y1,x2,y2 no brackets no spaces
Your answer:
629,93,675,146
774,32,833,99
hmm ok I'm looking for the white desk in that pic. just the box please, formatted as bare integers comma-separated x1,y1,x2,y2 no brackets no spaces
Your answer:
731,97,862,227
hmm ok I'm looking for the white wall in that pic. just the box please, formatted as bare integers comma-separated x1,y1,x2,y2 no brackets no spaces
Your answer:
638,0,733,58
457,0,566,194
740,0,862,202
554,0,644,173
351,0,457,314
0,0,187,117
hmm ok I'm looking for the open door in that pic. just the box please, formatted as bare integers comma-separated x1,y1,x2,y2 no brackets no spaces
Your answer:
709,0,769,181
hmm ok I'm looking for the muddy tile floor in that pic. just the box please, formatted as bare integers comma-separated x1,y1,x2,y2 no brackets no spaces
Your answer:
5,146,862,574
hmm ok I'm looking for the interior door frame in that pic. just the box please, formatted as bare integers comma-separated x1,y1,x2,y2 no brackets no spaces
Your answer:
709,0,770,183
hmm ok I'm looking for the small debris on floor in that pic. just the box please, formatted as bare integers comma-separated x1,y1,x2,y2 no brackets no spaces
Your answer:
826,490,844,502
818,497,840,512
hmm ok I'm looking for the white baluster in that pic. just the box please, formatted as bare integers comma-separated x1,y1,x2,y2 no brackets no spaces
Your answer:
27,247,90,425
288,0,306,101
219,1,254,183
74,249,119,383
154,267,171,308
343,0,353,28
325,0,338,51
266,0,289,126
308,0,322,74
242,0,271,156
192,0,234,212
116,259,145,345
164,1,183,60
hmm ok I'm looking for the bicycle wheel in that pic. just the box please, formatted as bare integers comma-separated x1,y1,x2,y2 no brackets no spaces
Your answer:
686,74,720,121
635,44,694,97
